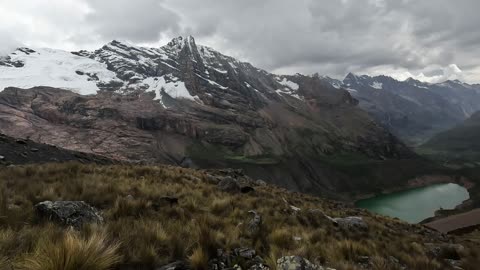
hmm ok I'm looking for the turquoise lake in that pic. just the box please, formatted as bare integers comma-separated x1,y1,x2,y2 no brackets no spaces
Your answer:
356,183,469,223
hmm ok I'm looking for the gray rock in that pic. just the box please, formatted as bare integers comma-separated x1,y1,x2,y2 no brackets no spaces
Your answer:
387,256,406,270
255,180,267,186
445,259,464,270
206,174,221,184
210,248,265,270
157,261,189,270
247,210,262,235
249,263,269,270
307,209,368,231
276,256,334,270
180,157,195,168
234,248,256,259
34,201,103,229
217,177,241,193
331,216,368,231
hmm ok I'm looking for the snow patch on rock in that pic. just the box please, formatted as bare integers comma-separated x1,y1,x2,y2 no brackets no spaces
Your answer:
277,78,299,90
145,76,201,107
370,81,383,90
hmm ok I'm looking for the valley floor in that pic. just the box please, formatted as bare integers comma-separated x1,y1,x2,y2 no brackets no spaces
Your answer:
0,163,479,270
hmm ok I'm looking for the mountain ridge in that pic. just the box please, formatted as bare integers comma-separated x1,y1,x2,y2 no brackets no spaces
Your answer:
321,72,480,144
0,36,424,198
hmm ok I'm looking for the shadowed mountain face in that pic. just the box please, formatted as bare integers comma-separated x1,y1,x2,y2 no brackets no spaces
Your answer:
420,112,480,162
322,74,480,145
0,133,114,165
0,36,418,197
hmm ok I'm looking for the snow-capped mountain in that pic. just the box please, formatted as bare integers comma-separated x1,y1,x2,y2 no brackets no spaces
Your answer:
2,36,478,146
1,37,311,107
0,36,413,197
323,73,480,144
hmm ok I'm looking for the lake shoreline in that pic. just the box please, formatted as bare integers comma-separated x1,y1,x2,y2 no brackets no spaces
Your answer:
355,178,472,224
351,174,475,202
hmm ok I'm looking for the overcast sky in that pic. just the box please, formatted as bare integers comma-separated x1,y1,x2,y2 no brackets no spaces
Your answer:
1,0,479,83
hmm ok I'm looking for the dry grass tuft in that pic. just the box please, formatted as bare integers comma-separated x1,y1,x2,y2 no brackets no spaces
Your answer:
189,246,209,270
17,229,121,270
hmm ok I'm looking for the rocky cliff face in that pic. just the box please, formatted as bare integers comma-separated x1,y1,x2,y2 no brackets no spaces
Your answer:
0,37,416,197
324,73,480,145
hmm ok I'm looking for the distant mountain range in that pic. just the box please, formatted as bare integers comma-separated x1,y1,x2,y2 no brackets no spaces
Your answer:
0,36,427,198
320,73,480,145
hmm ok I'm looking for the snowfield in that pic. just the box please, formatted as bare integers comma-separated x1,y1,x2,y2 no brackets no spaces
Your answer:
0,48,119,95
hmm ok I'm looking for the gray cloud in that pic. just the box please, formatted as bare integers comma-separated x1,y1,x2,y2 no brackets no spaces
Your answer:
84,0,180,42
0,0,479,83
0,31,21,56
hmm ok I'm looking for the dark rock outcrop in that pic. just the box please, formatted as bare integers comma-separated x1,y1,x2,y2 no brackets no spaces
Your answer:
0,133,114,166
34,201,103,229
276,256,333,270
209,248,269,270
217,177,241,193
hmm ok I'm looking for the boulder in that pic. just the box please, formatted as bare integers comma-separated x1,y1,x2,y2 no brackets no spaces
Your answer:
34,201,103,229
217,177,241,193
276,256,334,270
331,216,368,231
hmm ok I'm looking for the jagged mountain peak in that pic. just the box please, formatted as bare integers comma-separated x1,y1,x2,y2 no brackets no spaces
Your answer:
405,77,421,84
344,72,360,81
164,35,198,54
343,72,377,84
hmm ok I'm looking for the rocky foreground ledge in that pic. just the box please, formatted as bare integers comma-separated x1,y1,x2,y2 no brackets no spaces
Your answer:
1,163,477,270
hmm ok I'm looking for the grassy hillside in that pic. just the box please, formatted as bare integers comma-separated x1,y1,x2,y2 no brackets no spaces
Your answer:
0,163,479,270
